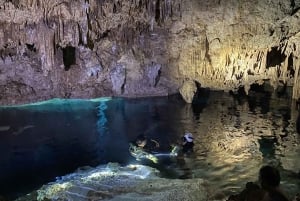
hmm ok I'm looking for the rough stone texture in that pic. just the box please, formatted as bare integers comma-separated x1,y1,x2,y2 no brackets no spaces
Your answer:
0,0,300,105
179,80,197,103
172,0,300,101
16,163,210,201
0,0,181,105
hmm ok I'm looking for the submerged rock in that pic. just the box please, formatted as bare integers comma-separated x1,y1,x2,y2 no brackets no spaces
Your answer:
16,163,209,201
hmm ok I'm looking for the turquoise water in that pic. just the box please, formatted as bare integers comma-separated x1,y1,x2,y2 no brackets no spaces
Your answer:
0,91,299,200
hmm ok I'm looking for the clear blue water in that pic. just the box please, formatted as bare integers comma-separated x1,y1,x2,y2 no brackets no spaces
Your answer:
0,91,299,200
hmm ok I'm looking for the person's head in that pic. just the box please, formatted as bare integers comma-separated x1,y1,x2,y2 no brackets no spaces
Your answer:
259,165,281,189
136,134,147,148
182,132,193,144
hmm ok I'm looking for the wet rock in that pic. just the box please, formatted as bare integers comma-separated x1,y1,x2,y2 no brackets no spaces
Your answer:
16,163,209,201
179,80,197,103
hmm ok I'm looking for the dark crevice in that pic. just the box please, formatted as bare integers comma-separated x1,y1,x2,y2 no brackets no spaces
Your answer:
121,76,126,94
276,81,287,98
289,0,300,16
249,83,264,93
113,3,117,13
62,46,76,71
78,23,83,46
266,46,286,68
291,0,295,7
192,84,210,119
291,7,300,16
87,34,94,50
268,27,275,36
154,69,161,87
287,54,295,77
138,0,143,10
99,30,110,39
205,37,213,66
86,7,94,50
25,43,36,52
247,69,254,76
5,0,20,8
155,0,160,22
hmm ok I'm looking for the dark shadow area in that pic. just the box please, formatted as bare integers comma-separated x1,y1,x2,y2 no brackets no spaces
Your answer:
25,43,36,52
287,54,294,77
266,46,286,68
247,83,272,114
192,85,210,120
0,92,299,200
297,112,300,134
62,46,76,71
155,0,161,22
0,100,115,200
154,69,161,87
229,86,248,105
258,137,276,158
276,82,288,98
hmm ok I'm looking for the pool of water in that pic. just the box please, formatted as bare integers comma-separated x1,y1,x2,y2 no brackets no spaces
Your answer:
0,90,299,200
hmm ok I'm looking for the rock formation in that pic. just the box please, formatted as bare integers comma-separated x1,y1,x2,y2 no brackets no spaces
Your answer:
0,0,299,105
16,163,210,201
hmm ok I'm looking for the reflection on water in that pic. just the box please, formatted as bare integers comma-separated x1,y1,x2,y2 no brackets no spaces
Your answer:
0,92,300,200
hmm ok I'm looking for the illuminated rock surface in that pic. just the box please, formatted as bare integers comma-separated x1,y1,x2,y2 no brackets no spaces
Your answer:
16,163,209,201
0,0,299,105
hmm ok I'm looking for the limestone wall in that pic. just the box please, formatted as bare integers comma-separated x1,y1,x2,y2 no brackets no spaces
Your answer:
0,0,299,105
171,0,300,101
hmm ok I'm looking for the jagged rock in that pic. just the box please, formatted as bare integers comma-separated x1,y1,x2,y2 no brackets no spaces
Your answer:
170,0,300,98
110,63,125,95
146,62,161,87
179,80,197,103
16,163,210,201
0,0,300,105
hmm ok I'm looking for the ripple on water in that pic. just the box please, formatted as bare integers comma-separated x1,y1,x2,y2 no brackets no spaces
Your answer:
0,92,299,200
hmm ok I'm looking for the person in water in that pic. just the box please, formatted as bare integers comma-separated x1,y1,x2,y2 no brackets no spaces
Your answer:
170,131,194,157
129,134,160,163
227,165,289,201
181,132,194,154
259,165,289,201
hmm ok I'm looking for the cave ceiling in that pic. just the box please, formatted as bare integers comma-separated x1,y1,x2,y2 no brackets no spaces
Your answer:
0,0,299,105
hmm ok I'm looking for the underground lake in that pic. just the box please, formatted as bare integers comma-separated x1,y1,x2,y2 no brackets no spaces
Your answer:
0,89,299,200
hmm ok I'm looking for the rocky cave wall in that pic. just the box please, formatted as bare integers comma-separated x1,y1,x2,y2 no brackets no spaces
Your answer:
0,0,183,105
0,0,299,105
175,0,300,103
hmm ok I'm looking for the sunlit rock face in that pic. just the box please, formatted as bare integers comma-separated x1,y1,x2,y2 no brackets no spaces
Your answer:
0,0,299,105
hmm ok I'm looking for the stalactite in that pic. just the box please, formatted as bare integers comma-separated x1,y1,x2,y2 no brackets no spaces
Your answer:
258,50,267,75
292,60,300,99
165,0,171,18
281,53,289,82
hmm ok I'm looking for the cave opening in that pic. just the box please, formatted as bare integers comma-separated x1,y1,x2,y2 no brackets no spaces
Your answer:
266,46,286,68
62,46,76,71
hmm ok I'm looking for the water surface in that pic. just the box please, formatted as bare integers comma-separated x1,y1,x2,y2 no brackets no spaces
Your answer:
0,91,299,200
